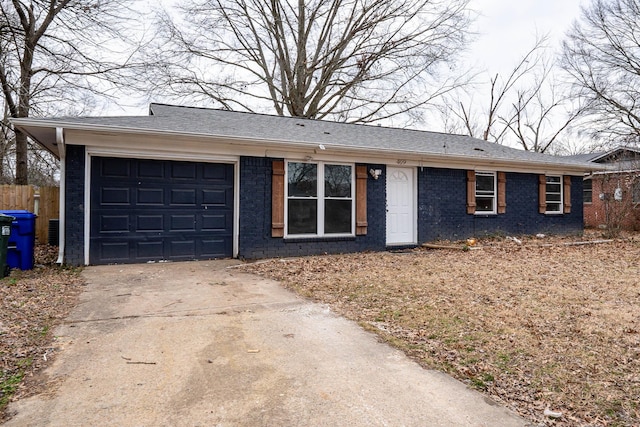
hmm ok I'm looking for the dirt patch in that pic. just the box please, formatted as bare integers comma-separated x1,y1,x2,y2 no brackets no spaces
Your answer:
0,245,85,421
243,233,640,426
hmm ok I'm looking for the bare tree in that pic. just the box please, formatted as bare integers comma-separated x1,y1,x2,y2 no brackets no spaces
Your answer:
551,133,603,156
561,0,640,144
0,112,13,183
437,38,550,142
148,0,473,125
0,0,143,184
505,68,582,153
438,36,580,153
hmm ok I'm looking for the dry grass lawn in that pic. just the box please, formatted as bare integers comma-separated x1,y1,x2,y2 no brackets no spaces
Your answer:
244,234,640,426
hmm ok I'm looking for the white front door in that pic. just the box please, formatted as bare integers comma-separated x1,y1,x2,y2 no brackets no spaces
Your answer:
386,167,416,245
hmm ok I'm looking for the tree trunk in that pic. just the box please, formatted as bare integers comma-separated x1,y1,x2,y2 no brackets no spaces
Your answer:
14,129,28,184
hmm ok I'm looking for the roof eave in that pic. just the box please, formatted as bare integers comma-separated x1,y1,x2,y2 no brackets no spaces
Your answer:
11,118,602,174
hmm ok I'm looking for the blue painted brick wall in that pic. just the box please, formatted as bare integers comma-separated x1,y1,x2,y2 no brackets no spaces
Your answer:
64,145,85,266
418,167,583,241
238,157,386,259
63,151,584,264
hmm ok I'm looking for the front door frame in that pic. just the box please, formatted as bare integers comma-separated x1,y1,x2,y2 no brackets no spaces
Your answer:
385,166,417,246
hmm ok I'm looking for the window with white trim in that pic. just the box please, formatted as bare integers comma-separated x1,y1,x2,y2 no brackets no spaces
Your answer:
583,178,592,204
475,171,496,214
286,161,354,236
545,175,563,213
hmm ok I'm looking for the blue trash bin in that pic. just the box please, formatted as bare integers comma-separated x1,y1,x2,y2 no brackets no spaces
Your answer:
0,210,37,271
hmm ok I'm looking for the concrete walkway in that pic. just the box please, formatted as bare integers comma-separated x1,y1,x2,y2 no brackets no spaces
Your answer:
4,261,527,426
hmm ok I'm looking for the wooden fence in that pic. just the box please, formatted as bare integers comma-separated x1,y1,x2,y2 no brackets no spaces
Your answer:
0,185,60,244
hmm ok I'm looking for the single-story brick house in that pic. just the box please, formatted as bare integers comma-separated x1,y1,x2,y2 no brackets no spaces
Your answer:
570,147,640,231
13,104,600,265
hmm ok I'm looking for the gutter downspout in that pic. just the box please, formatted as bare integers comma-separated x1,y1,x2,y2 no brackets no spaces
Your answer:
55,127,66,265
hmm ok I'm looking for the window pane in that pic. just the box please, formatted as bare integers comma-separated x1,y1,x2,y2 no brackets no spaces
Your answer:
546,176,562,211
476,197,494,212
288,199,317,234
288,163,317,197
583,180,592,204
325,200,352,234
546,176,561,184
547,203,562,212
546,183,561,193
325,165,352,198
476,174,494,192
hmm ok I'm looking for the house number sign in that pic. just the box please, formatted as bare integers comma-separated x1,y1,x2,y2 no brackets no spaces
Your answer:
397,159,407,165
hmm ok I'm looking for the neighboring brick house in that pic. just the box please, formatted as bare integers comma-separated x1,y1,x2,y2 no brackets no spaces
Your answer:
13,104,599,265
571,147,640,231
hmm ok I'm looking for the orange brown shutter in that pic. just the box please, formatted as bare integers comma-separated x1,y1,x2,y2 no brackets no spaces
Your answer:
497,172,506,214
466,170,476,214
271,160,285,237
539,175,547,214
355,165,368,235
563,175,572,214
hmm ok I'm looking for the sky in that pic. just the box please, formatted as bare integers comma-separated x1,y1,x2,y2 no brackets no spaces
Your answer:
464,0,586,75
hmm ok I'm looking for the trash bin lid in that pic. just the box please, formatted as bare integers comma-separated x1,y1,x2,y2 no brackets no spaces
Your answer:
0,213,16,222
0,210,35,219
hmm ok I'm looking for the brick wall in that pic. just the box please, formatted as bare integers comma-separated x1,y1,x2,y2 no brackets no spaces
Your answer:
418,168,583,241
238,157,386,259
64,145,85,266
63,152,585,264
584,174,640,230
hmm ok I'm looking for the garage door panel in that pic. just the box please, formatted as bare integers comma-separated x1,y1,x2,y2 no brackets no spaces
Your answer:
171,189,197,205
136,241,164,259
137,188,164,205
169,240,196,257
100,215,129,232
201,238,230,258
171,162,197,179
203,163,231,181
202,213,231,231
101,158,131,178
101,187,130,205
136,215,163,232
170,215,196,231
138,160,165,178
91,157,234,264
202,188,231,206
99,242,131,262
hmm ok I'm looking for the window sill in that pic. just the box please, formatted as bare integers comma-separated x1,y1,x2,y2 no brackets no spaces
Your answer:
474,212,497,217
284,235,356,243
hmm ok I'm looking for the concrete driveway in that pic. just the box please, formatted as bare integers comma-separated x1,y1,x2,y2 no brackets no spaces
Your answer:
4,261,526,426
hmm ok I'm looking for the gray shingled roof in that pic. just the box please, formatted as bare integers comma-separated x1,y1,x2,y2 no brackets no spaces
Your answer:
562,152,604,163
13,103,601,170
